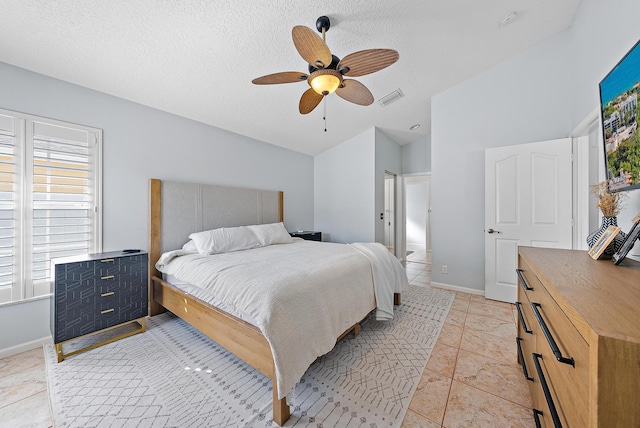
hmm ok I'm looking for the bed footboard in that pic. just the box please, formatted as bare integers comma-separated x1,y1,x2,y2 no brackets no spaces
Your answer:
151,276,290,425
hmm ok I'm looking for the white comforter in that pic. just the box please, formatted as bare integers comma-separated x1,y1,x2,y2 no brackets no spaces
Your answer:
156,239,408,399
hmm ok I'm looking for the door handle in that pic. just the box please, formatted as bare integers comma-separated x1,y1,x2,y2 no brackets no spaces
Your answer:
486,228,502,234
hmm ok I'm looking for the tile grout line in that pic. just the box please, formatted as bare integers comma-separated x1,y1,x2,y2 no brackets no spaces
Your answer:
454,311,533,411
440,300,468,427
0,387,48,411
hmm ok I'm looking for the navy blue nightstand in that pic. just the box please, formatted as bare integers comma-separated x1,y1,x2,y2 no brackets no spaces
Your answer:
50,250,148,362
290,231,322,241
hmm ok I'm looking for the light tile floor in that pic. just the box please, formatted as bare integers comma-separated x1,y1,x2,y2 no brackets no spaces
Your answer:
0,347,51,427
0,249,533,428
402,250,534,427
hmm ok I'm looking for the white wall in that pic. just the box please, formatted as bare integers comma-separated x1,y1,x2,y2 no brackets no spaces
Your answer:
402,135,431,174
430,0,640,292
0,62,314,355
431,32,572,291
314,128,375,243
314,128,402,246
569,0,640,252
374,129,402,243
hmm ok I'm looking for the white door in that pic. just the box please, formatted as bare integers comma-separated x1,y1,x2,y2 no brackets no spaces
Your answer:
485,138,573,302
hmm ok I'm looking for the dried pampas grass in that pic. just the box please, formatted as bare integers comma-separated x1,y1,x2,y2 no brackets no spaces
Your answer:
591,181,627,217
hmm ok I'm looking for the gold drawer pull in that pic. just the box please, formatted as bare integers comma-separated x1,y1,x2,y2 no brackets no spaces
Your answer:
101,308,114,314
100,259,115,263
101,275,115,280
101,292,115,297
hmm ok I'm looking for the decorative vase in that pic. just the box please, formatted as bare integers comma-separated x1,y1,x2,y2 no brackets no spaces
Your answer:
586,216,626,256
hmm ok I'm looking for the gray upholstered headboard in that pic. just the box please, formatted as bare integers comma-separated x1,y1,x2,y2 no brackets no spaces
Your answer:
157,180,283,254
148,178,284,316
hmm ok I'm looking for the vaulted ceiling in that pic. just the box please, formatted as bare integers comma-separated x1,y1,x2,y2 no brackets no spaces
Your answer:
0,1,581,155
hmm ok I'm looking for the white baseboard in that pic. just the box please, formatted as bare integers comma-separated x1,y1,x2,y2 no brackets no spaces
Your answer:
430,281,484,296
0,336,51,359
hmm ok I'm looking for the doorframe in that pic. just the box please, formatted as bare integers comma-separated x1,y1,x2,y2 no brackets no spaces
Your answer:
571,108,602,250
384,170,398,256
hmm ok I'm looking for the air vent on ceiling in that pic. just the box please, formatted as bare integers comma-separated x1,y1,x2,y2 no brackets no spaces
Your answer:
378,88,404,107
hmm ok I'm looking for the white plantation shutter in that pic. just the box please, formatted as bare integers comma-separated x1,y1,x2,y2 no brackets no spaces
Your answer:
0,109,101,304
0,113,17,303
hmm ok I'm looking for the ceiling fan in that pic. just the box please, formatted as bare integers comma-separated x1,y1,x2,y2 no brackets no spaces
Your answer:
252,16,399,115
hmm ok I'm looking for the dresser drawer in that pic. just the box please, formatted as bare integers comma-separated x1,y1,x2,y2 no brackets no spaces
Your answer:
94,296,147,331
516,287,540,410
516,301,536,375
516,259,545,304
516,295,535,337
533,352,565,428
531,282,589,427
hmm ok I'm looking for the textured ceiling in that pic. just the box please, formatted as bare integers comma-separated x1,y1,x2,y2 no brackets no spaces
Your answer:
0,1,581,156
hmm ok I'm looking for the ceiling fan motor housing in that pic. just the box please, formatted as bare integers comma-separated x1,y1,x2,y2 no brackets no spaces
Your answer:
308,54,341,73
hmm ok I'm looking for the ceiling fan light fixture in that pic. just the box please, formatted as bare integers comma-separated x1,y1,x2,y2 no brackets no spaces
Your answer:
308,69,342,95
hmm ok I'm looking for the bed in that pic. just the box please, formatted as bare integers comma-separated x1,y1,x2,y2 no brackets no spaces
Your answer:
148,179,406,426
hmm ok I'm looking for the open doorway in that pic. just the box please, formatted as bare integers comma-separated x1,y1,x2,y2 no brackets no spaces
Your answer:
404,174,430,269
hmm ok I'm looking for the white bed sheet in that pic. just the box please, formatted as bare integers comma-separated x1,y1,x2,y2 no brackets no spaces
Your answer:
163,273,260,326
156,239,407,399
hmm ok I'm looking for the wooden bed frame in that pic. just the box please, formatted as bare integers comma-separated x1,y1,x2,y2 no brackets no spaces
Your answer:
147,178,400,426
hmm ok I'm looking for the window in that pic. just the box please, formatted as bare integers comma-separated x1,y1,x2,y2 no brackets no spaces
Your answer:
0,109,102,305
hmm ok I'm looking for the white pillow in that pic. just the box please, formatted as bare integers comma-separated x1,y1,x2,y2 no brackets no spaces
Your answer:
182,240,197,252
247,222,293,246
188,226,260,255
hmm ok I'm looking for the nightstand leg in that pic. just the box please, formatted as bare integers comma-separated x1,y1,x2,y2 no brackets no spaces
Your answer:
55,343,64,363
54,317,147,363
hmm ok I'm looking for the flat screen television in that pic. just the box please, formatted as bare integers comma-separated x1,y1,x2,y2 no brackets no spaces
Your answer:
599,38,640,193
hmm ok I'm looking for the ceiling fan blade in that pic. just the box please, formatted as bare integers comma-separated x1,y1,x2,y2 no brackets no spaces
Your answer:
338,49,399,77
335,79,374,106
299,88,324,114
292,26,332,68
252,72,307,85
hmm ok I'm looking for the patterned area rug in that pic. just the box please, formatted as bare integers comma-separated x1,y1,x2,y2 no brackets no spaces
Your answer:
45,285,453,427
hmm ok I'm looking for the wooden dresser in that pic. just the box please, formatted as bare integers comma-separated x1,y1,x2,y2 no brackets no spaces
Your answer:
516,247,640,427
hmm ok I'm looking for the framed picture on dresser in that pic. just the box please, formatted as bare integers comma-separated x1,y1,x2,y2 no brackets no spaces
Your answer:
612,217,640,264
588,225,621,260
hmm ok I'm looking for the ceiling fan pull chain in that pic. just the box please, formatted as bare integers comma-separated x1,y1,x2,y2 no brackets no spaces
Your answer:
323,96,327,132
